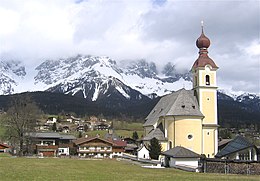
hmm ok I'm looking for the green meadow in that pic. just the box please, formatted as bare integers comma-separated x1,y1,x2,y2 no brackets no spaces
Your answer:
0,156,259,181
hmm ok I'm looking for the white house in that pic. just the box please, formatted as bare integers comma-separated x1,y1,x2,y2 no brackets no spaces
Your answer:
137,144,150,159
162,146,202,169
46,117,57,124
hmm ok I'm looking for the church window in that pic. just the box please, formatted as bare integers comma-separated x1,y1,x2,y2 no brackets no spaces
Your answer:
195,76,198,86
206,75,210,85
187,134,193,140
181,105,185,108
207,132,210,135
169,141,172,149
192,105,195,109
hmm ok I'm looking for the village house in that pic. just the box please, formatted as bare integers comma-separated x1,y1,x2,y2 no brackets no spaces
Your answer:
73,136,126,158
29,132,76,157
0,143,10,153
162,146,202,171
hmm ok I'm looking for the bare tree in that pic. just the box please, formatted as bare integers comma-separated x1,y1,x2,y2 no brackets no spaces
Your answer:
3,95,40,156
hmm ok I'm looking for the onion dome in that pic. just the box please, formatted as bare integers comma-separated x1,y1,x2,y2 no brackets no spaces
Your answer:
196,30,210,49
192,23,218,69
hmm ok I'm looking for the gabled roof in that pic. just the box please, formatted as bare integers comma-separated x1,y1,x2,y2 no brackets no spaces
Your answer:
29,132,76,140
215,136,255,158
144,89,203,127
73,136,114,146
162,146,201,158
0,143,10,148
104,132,120,141
142,123,167,141
30,132,61,139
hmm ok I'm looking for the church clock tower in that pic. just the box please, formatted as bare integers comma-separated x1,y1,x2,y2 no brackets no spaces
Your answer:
191,23,218,158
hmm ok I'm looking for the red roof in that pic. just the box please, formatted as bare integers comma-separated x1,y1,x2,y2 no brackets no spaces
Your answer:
0,143,10,149
112,140,127,147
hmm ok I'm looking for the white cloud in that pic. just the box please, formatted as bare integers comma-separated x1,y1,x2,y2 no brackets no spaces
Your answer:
0,0,259,94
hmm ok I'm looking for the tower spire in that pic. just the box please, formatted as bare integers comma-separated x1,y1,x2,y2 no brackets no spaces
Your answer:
201,20,204,34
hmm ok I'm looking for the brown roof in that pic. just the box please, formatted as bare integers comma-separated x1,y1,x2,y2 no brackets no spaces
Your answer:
0,143,10,149
196,31,210,49
73,136,114,145
192,52,218,69
73,136,126,147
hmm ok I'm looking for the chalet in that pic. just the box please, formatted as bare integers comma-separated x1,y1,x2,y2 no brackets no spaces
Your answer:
0,143,10,153
29,132,76,157
123,138,138,155
95,123,110,131
73,136,126,158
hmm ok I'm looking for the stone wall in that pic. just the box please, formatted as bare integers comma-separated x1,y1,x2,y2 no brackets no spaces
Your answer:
203,159,260,175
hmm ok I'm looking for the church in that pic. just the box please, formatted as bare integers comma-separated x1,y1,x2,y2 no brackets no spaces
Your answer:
143,26,218,158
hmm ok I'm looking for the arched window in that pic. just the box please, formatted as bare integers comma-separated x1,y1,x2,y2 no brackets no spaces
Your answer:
169,141,172,149
206,75,210,85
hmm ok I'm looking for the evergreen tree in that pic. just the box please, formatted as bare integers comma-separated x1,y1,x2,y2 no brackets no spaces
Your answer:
52,122,57,132
132,131,139,140
148,137,162,160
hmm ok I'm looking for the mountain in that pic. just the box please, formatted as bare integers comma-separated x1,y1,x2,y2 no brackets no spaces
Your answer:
34,55,192,101
0,55,259,127
0,60,26,95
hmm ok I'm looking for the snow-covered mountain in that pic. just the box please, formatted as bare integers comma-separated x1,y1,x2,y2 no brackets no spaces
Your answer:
0,60,26,95
0,54,259,106
33,55,192,101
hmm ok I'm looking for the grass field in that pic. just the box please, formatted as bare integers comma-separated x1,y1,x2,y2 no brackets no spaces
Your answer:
0,157,259,181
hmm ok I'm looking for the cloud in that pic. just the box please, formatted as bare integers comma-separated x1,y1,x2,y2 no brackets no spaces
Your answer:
0,0,259,94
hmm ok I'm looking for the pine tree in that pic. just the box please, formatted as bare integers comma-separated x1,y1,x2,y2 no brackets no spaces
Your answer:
132,131,139,140
52,122,57,132
148,137,162,160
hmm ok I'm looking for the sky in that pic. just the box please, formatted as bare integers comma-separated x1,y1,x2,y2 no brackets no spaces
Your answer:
0,0,259,94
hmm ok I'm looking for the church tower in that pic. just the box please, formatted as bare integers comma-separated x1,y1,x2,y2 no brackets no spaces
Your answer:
191,23,218,158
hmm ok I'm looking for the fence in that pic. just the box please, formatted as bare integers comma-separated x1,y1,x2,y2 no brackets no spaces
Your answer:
203,158,260,175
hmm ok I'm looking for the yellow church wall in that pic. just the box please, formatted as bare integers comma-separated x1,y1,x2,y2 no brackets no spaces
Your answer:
161,142,168,152
165,116,175,148
200,90,217,125
174,118,202,154
203,128,216,158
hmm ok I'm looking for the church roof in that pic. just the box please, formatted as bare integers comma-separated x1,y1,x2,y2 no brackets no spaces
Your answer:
162,146,201,158
143,89,203,127
142,123,167,141
215,136,255,158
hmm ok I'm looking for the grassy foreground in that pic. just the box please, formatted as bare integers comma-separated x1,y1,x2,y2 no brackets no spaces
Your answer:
0,157,259,181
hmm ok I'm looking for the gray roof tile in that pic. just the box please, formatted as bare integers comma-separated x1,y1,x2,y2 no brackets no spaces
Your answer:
162,146,201,158
144,89,203,127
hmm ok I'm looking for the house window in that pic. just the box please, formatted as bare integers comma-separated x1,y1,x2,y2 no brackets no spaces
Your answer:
206,75,210,85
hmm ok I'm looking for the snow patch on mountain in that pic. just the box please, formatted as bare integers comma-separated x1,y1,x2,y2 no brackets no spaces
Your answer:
0,60,26,94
